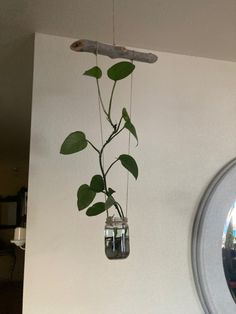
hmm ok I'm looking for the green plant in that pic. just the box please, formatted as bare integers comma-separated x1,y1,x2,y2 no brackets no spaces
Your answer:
60,61,138,218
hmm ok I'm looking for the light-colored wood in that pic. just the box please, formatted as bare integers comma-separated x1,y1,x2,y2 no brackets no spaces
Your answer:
70,39,158,64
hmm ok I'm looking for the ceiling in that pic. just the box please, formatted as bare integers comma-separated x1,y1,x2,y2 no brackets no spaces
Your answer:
1,0,236,166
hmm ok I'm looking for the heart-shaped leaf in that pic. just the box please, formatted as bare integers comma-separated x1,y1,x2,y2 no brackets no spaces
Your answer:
60,131,87,155
86,202,106,216
77,184,96,210
83,66,102,79
107,62,135,81
105,196,115,210
124,121,138,145
90,175,104,192
119,154,138,180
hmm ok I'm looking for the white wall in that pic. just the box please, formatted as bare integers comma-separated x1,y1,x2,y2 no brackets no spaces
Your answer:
24,33,236,314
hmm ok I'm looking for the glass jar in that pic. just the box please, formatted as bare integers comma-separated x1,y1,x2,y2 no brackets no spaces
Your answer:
105,216,130,260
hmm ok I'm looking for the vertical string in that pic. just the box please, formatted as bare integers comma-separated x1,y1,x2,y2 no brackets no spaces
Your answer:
125,60,134,217
112,0,133,218
95,44,104,168
112,0,116,45
95,45,107,213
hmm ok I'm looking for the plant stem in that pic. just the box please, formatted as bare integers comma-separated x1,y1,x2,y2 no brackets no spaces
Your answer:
117,116,123,131
100,132,126,218
99,130,124,218
95,76,126,219
114,203,124,218
105,159,119,176
87,140,99,153
96,79,108,117
108,81,117,128
114,202,125,218
110,126,125,141
96,79,116,129
98,151,109,217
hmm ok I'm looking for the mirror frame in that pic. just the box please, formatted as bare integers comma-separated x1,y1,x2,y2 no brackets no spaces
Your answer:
192,158,236,313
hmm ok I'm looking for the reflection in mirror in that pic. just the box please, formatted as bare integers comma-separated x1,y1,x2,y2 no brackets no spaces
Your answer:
222,202,236,302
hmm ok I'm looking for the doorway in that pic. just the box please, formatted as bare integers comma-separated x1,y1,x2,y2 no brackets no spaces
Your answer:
0,167,28,314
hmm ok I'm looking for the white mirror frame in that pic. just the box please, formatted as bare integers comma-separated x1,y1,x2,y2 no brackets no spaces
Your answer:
192,158,236,314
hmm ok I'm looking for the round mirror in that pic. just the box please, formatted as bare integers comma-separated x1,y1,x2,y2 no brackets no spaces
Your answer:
192,158,236,313
222,203,236,302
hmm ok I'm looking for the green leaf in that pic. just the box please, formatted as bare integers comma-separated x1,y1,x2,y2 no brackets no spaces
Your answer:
90,175,104,192
122,108,130,122
124,121,138,145
77,184,96,210
60,131,87,155
105,196,115,210
86,202,106,216
83,66,102,79
119,154,138,180
107,62,135,81
107,188,115,196
122,108,138,145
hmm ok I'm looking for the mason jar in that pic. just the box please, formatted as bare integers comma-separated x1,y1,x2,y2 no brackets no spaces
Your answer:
104,216,130,260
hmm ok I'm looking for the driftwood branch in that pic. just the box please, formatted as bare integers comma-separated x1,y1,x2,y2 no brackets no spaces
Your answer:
70,39,158,64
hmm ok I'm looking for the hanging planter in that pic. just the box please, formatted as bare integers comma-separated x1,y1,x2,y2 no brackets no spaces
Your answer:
60,60,138,259
60,29,158,258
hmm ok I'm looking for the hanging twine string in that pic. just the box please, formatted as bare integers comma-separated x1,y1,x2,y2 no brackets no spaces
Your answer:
95,44,104,165
112,0,133,218
112,0,116,45
95,44,107,215
125,59,134,217
96,0,133,218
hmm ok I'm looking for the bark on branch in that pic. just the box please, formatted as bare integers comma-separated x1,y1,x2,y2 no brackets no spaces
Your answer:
70,39,158,64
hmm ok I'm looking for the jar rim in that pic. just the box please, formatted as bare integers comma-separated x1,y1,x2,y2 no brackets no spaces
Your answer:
106,216,128,224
